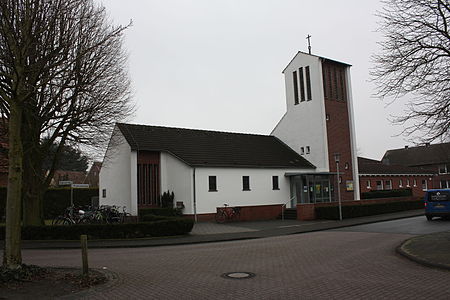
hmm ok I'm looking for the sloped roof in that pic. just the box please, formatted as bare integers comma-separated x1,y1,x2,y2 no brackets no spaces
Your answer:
382,143,450,167
117,123,315,169
358,157,435,175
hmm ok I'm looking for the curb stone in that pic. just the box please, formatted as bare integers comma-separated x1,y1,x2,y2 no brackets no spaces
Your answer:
396,236,450,272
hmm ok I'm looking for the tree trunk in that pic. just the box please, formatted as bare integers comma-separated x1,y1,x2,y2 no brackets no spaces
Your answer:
3,102,23,269
22,123,45,226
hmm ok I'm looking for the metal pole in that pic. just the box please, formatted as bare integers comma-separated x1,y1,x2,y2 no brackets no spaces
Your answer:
71,184,74,207
337,161,342,221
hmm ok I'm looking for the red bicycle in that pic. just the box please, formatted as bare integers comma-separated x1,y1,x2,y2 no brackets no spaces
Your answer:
215,204,241,223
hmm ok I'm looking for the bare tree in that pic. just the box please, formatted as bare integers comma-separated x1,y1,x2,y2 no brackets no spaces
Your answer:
372,0,450,144
0,0,133,269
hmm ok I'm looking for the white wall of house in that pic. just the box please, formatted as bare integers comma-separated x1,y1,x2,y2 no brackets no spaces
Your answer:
160,152,194,214
194,167,307,214
272,53,330,172
99,127,136,215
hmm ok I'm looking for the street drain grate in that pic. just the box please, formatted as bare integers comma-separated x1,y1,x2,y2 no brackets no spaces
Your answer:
221,272,256,280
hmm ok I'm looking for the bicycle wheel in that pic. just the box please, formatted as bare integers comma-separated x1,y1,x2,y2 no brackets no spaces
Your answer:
53,217,72,225
215,211,226,223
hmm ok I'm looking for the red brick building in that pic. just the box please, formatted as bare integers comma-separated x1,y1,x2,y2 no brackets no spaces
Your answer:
358,157,434,197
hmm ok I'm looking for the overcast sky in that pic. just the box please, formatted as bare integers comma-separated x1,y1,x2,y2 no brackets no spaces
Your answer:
98,0,412,160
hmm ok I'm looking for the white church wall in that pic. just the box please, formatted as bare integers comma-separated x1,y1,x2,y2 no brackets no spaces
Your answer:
99,127,136,215
194,167,305,214
160,152,194,214
272,53,330,172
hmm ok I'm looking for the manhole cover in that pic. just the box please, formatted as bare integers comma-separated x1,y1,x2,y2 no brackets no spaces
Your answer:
221,272,256,279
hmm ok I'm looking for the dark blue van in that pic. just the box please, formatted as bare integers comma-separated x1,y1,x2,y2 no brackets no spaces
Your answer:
424,189,450,221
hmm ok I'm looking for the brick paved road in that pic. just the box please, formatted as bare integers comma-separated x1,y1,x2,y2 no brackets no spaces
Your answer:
23,231,450,299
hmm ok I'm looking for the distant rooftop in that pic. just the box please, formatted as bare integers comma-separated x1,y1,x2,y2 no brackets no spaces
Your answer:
382,143,450,167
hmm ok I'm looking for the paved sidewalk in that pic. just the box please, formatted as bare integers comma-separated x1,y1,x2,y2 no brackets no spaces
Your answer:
17,209,424,249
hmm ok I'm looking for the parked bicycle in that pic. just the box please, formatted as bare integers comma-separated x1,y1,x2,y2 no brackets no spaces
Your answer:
215,204,241,223
52,205,130,225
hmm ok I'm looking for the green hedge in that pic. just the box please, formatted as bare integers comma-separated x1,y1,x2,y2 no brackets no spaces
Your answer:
315,200,424,220
0,218,194,240
141,214,175,222
361,188,412,199
139,207,182,218
0,187,98,219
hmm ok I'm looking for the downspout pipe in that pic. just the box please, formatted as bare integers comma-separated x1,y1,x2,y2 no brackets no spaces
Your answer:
193,167,197,222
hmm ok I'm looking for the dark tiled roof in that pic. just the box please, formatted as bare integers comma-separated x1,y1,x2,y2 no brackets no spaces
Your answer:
358,157,435,175
117,123,315,169
382,143,450,167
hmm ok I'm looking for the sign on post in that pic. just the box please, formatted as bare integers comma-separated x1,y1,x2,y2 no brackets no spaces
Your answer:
71,183,90,188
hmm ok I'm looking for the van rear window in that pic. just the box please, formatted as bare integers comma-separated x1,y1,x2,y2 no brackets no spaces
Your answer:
427,191,450,202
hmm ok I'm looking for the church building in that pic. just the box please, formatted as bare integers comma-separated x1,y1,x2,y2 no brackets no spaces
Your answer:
99,51,360,220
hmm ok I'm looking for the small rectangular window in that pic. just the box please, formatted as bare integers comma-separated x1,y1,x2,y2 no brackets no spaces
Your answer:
272,176,279,190
367,180,371,189
439,165,448,174
305,66,312,100
306,146,310,154
243,176,250,191
413,179,417,187
293,71,299,105
300,147,305,155
422,179,428,191
102,189,106,198
209,176,217,191
399,179,403,187
376,180,383,190
299,67,305,102
406,179,410,187
385,180,392,190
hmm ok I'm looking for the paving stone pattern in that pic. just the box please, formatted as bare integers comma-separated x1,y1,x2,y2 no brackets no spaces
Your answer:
23,231,450,299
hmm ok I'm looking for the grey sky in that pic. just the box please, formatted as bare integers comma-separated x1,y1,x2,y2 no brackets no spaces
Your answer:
99,0,411,160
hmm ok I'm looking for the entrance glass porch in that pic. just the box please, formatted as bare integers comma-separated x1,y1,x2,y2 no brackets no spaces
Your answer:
287,173,336,206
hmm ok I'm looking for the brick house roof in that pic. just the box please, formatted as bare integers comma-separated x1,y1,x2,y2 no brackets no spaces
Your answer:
382,143,450,167
117,123,316,169
358,157,435,175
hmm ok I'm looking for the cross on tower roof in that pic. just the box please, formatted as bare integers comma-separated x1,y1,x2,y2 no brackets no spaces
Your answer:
306,34,312,54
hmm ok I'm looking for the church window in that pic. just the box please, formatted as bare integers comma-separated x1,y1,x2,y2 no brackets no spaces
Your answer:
209,176,217,192
306,146,310,154
299,67,306,102
243,176,250,191
293,71,299,105
305,66,312,100
272,176,279,190
102,189,106,198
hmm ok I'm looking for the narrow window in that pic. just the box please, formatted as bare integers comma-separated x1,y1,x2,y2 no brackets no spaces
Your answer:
345,163,349,170
305,66,312,100
272,176,279,190
439,164,448,174
367,180,371,189
306,146,310,154
299,67,305,102
300,147,305,155
293,71,299,105
399,179,403,188
326,114,330,121
208,176,217,191
406,179,410,187
413,179,417,187
102,189,106,198
422,179,427,191
339,69,346,101
243,176,250,191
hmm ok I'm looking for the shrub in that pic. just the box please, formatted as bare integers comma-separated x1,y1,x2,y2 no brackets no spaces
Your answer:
160,190,175,208
315,200,423,220
141,214,173,222
139,207,182,218
0,218,194,240
0,187,98,219
361,188,412,199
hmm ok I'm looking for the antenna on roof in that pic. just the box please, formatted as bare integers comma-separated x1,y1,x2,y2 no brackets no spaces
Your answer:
306,34,312,54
